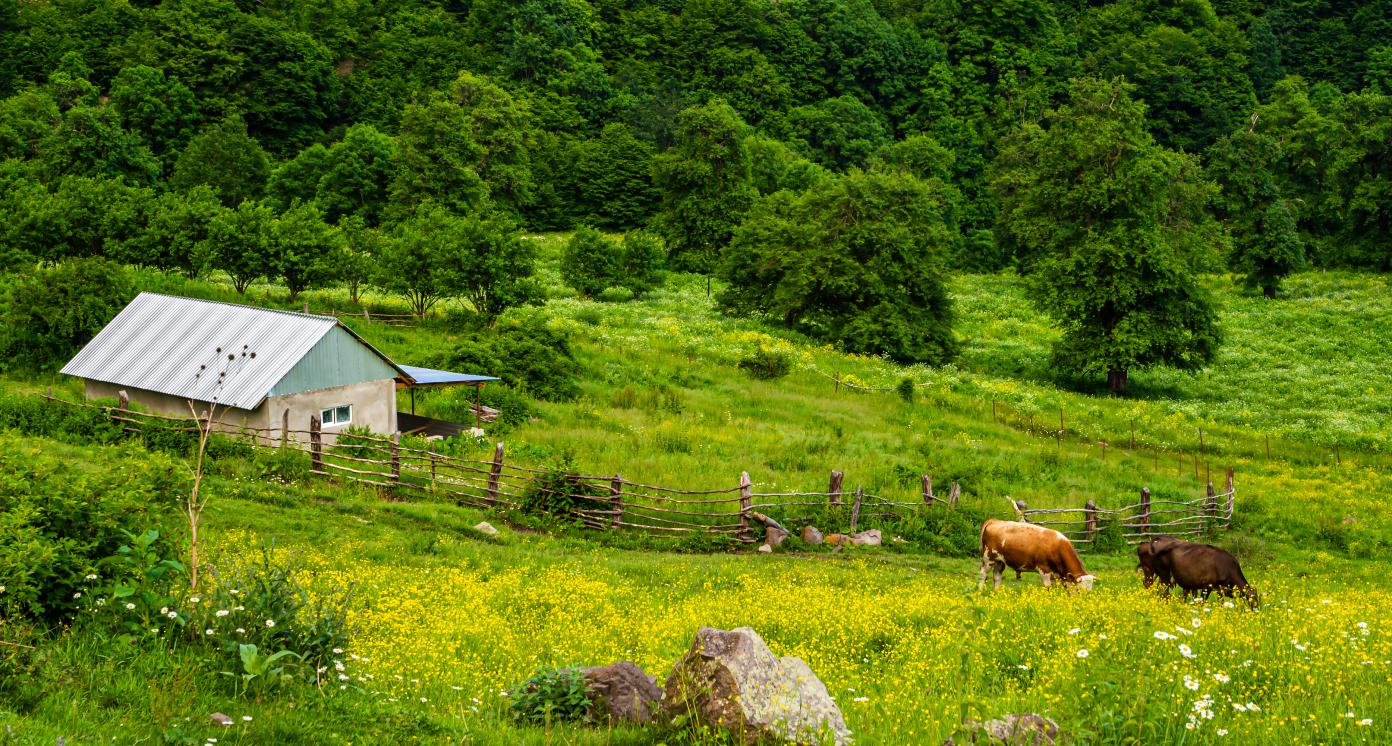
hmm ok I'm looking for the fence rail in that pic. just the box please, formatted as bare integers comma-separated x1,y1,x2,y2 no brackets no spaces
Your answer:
38,392,1235,550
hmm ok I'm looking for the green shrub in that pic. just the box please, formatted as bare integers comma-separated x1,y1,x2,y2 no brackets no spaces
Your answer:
0,437,182,622
897,378,915,403
185,544,357,682
254,445,311,483
0,392,123,444
737,348,793,380
596,285,635,303
444,313,581,401
619,230,665,296
509,666,592,725
560,226,621,298
0,257,135,372
333,425,386,462
521,457,610,520
894,503,989,557
1092,516,1128,554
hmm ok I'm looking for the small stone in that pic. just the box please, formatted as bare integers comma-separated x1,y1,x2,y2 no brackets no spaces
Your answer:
473,521,499,536
824,533,848,546
1342,516,1357,525
943,713,1060,745
757,544,773,553
209,713,233,726
801,526,823,544
850,529,883,547
766,526,788,547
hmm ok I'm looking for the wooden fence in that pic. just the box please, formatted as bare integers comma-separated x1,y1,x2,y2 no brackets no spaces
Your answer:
1016,467,1235,546
39,393,1232,549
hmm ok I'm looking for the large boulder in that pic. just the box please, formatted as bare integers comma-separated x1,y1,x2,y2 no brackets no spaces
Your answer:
664,627,851,745
578,661,663,724
801,526,823,545
766,526,789,547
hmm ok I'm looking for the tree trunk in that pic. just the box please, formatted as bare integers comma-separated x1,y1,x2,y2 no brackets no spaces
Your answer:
1106,368,1128,394
1262,284,1276,299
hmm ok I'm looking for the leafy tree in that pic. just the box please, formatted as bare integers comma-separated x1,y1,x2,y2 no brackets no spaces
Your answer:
389,97,488,217
720,168,958,364
377,204,540,322
0,257,134,371
1325,90,1392,269
272,203,345,303
781,95,890,170
339,217,383,305
0,88,60,162
204,199,276,293
128,185,222,277
109,65,198,160
619,230,665,297
992,78,1224,393
572,123,657,229
316,123,395,226
744,134,826,196
560,226,620,298
171,116,271,207
1205,127,1305,297
40,104,161,187
11,176,152,263
264,143,330,212
448,72,534,215
652,101,756,272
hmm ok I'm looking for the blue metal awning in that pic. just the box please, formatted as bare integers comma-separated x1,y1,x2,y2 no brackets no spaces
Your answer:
397,365,500,388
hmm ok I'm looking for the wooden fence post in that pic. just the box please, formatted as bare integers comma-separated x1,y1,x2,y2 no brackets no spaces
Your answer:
921,474,934,505
1194,452,1200,481
828,470,844,506
281,408,290,448
428,441,437,488
1085,499,1099,542
390,432,401,485
310,415,322,473
948,482,960,507
1012,499,1027,521
1140,487,1151,538
1206,481,1218,520
363,308,370,323
1130,419,1136,450
117,389,129,413
1225,467,1235,518
834,375,841,395
850,486,863,533
486,442,505,507
738,472,753,542
610,473,623,528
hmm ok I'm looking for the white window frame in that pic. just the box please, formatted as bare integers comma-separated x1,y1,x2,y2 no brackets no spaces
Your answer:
320,404,352,427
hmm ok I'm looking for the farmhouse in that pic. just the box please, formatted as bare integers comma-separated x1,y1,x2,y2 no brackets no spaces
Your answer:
61,292,496,442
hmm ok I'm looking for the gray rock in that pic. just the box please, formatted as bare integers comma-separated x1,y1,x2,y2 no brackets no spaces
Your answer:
209,712,233,726
664,626,851,746
801,526,823,544
850,529,882,547
942,713,1060,745
766,526,789,547
579,662,663,724
757,544,773,553
473,521,499,536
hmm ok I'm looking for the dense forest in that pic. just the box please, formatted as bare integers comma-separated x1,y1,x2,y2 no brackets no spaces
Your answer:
1,0,1389,388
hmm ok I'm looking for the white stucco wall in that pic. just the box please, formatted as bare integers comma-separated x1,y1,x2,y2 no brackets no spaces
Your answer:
266,378,398,446
84,377,399,445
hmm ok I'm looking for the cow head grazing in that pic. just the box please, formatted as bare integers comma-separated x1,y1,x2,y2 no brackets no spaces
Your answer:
1076,574,1096,591
1137,542,1158,588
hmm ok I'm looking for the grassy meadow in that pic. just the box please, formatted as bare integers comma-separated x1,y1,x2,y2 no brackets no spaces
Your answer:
5,243,1392,744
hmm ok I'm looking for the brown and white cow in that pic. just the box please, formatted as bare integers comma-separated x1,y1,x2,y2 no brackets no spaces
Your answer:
979,519,1096,591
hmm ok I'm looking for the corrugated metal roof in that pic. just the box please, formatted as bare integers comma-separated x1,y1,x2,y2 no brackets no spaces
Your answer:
61,293,387,410
397,365,499,386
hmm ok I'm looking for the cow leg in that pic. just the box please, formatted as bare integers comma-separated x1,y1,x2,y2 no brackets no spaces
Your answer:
1040,571,1052,587
978,555,990,591
993,561,1004,590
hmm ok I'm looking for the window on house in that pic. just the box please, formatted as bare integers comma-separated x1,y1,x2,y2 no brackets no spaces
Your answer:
320,404,352,426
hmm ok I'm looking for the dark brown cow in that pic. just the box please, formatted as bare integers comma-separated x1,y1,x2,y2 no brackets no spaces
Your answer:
1139,536,1259,608
979,519,1095,591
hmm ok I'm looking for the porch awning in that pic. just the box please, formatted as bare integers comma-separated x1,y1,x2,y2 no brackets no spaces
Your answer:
396,364,500,389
